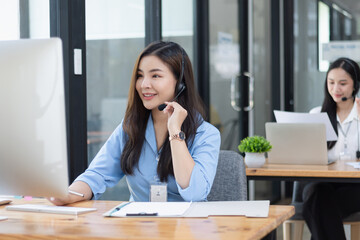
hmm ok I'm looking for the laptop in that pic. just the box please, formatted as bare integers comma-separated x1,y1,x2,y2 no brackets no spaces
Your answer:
265,123,337,165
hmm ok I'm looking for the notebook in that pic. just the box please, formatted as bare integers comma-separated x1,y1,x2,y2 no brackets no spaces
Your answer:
6,204,97,215
265,123,337,165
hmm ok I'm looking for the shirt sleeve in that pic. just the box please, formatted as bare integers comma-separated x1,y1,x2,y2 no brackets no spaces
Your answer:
177,121,221,201
75,122,126,200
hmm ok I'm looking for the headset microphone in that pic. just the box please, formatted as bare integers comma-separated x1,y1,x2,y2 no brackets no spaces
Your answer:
158,85,186,111
158,104,167,111
158,104,166,111
342,96,350,101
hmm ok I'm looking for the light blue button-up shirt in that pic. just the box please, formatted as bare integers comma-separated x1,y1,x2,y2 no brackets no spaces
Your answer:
75,114,221,202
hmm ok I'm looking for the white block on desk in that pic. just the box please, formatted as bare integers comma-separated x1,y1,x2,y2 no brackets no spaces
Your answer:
6,204,96,215
184,200,270,218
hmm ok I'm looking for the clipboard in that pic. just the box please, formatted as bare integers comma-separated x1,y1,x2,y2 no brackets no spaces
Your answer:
103,202,191,217
103,200,270,218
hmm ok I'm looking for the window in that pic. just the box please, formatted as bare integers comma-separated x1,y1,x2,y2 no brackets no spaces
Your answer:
86,0,145,200
162,0,194,63
318,1,330,71
0,0,49,40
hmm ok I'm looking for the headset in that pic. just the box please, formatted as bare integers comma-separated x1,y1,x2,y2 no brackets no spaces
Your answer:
340,58,359,97
176,48,186,95
158,47,186,111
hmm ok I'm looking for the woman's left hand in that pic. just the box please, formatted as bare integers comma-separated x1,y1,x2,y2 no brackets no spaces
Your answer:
163,101,188,134
356,97,360,119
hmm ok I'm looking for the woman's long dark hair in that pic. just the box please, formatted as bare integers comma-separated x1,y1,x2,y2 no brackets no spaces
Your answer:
120,41,206,182
321,57,360,149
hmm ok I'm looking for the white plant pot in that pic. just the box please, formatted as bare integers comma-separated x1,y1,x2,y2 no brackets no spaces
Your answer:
245,152,266,168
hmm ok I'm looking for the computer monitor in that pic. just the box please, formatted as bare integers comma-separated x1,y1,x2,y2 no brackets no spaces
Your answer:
0,38,69,197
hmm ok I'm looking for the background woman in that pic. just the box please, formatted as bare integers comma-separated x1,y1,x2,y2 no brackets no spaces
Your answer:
302,57,360,240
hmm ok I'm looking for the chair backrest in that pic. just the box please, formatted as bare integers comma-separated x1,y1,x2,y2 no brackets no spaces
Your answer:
207,150,247,201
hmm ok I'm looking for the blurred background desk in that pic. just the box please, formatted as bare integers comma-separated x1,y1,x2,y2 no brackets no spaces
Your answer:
0,198,294,240
246,160,360,239
246,159,360,182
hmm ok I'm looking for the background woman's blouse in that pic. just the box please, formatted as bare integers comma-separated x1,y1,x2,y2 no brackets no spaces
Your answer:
310,103,360,161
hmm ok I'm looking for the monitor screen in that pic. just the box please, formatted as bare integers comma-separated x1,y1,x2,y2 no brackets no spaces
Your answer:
0,38,69,197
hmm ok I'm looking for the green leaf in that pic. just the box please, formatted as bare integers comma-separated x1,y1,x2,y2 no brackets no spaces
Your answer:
238,135,272,153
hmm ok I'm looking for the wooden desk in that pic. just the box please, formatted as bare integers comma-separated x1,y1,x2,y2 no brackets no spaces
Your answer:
246,159,360,182
0,198,294,240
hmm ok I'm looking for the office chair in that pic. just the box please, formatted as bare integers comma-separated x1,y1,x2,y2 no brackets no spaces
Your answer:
283,181,360,240
207,150,247,201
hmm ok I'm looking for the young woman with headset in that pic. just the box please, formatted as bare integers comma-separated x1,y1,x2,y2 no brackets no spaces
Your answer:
49,41,220,205
302,57,360,240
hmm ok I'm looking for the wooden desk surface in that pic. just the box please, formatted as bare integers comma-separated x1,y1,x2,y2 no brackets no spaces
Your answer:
246,159,360,181
0,198,294,240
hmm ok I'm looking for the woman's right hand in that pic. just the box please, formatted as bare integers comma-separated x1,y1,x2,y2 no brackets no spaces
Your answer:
48,194,73,206
47,181,92,206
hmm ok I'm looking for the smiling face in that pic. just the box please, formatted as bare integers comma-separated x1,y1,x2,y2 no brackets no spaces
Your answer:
135,55,177,110
327,67,354,103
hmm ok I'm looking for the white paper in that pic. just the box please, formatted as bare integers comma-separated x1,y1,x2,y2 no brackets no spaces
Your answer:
274,110,337,141
346,162,360,168
108,202,191,217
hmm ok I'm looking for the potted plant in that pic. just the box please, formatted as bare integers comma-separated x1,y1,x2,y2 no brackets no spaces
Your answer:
238,136,272,168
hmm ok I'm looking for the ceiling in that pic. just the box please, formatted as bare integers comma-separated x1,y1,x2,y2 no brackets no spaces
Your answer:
333,0,360,18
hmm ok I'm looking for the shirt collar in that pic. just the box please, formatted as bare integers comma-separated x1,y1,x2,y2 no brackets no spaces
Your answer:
337,101,358,124
145,114,158,154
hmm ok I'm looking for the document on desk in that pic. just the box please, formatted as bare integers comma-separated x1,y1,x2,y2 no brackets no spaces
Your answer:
104,200,269,218
104,202,191,217
274,110,337,141
346,162,360,168
6,204,97,215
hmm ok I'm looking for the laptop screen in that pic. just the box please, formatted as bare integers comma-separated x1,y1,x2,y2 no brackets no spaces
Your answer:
265,123,331,165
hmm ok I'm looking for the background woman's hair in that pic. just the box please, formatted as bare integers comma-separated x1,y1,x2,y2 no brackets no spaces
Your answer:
121,41,206,181
321,57,360,149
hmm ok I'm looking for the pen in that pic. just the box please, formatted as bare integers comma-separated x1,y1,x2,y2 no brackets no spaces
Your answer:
126,212,158,217
68,190,84,197
109,202,131,216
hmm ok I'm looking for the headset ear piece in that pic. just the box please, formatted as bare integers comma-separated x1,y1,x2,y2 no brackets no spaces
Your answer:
177,83,186,95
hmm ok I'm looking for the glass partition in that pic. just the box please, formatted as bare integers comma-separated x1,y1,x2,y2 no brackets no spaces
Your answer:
86,0,145,200
294,0,360,113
